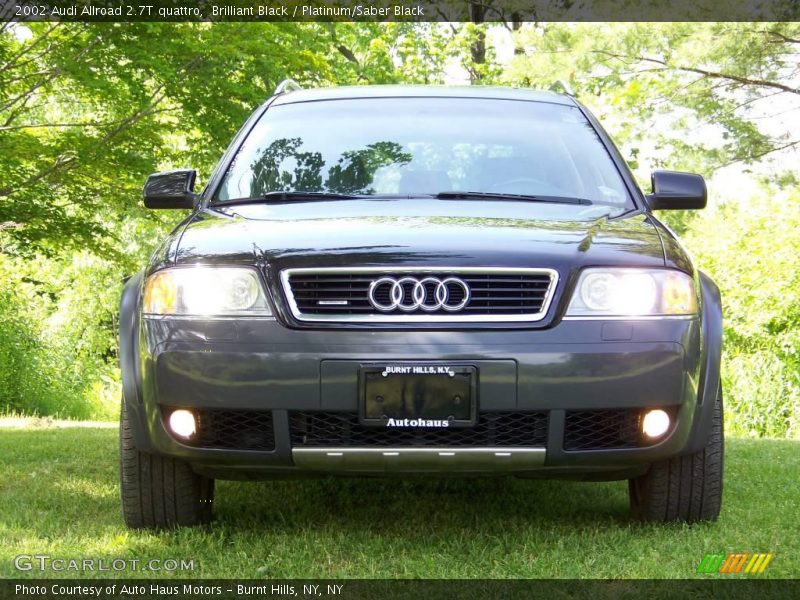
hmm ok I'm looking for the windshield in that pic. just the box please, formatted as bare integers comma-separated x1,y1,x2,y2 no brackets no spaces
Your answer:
214,97,632,207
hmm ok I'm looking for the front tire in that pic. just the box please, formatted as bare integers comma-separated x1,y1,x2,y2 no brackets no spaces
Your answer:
119,399,214,529
629,389,724,523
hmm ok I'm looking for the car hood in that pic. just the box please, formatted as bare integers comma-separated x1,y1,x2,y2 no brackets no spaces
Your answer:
171,199,666,272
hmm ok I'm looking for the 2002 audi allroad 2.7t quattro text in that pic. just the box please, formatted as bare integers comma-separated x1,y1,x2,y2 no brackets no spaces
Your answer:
119,84,723,528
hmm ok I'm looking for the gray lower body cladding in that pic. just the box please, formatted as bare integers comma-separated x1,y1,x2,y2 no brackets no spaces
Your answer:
122,313,719,480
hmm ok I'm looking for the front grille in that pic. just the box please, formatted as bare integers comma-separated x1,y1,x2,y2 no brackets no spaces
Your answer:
563,409,643,450
281,268,557,323
289,411,548,447
164,408,275,451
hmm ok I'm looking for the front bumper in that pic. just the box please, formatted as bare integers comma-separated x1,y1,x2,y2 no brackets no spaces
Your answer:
123,314,713,480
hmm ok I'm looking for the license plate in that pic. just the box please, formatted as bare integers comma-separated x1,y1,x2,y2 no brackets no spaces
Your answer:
359,364,477,428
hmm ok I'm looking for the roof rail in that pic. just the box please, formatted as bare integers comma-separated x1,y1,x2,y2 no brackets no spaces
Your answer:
274,79,302,95
548,80,574,96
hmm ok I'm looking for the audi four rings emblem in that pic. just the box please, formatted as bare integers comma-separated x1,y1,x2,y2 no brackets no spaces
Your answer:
368,276,471,312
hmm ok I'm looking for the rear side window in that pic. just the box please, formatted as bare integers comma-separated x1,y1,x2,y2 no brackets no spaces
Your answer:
215,97,632,207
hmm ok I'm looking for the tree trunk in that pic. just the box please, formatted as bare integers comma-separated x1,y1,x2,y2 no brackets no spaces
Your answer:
512,13,525,56
469,1,486,83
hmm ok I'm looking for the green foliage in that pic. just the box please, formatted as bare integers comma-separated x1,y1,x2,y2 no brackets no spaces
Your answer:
0,22,452,256
0,23,318,255
683,189,800,438
0,285,56,416
504,22,800,178
0,254,121,420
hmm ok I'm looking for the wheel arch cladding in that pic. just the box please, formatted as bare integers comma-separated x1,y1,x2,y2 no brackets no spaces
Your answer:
683,270,723,454
119,270,151,449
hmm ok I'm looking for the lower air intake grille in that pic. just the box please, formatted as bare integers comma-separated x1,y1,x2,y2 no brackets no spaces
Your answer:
563,409,643,450
165,408,275,451
289,411,548,447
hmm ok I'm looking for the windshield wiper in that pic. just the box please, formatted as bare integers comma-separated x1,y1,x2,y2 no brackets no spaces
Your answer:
218,191,366,205
435,191,592,205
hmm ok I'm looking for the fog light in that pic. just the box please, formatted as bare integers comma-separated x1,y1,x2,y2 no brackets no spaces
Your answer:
642,409,670,438
168,409,196,439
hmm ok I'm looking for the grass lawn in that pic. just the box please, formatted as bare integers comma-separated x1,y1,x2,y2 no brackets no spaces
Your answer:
0,421,797,579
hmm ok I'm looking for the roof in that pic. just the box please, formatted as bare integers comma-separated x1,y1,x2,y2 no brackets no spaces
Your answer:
269,85,575,107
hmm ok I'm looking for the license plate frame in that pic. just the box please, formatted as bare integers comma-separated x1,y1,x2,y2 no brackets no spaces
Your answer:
358,363,478,428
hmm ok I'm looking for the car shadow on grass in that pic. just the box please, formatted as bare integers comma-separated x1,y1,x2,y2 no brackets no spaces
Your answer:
214,475,634,533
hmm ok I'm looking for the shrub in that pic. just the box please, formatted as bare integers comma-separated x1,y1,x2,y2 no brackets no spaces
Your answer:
683,186,800,438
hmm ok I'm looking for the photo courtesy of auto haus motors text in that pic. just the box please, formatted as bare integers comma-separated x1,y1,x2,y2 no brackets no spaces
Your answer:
14,583,345,597
1,0,798,599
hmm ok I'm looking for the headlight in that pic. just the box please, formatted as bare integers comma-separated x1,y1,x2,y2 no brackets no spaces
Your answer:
143,267,272,316
566,268,697,317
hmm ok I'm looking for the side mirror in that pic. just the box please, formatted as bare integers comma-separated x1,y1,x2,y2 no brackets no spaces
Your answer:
143,169,198,209
646,170,707,210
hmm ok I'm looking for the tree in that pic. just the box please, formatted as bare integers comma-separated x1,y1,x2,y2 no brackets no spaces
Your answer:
504,23,800,178
0,22,445,258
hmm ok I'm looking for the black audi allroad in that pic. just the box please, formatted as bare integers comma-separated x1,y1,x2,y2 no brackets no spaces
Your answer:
119,84,723,528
